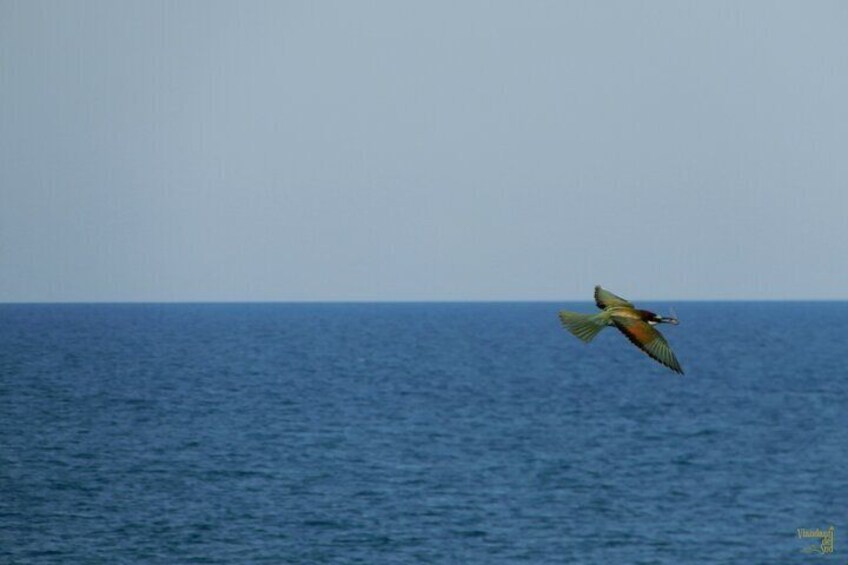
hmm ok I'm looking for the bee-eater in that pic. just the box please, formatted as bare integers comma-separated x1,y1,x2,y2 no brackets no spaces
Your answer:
559,286,684,374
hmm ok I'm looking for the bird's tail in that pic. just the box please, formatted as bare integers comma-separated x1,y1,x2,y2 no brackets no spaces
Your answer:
558,310,608,343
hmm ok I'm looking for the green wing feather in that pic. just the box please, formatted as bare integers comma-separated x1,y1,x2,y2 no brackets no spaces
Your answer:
611,316,684,374
594,286,634,310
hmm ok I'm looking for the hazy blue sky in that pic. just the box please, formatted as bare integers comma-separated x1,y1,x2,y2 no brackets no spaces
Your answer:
2,1,847,302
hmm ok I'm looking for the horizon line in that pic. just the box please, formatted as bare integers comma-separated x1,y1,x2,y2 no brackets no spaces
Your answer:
2,298,848,306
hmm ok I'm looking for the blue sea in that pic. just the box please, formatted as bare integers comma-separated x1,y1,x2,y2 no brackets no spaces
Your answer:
1,302,845,563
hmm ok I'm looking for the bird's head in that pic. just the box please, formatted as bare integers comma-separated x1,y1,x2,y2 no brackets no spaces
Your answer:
643,310,679,325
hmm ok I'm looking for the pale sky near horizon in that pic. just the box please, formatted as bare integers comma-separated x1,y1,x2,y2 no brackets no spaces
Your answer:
2,1,847,302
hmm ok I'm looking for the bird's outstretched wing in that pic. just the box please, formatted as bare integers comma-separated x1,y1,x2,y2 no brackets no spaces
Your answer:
611,316,684,374
594,286,634,310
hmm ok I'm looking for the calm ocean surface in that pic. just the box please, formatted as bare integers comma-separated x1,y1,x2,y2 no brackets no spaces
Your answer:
1,302,845,563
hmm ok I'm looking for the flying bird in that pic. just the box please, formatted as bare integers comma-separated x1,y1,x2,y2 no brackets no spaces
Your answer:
559,286,684,374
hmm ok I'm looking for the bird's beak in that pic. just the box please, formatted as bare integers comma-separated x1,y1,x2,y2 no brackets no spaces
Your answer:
661,316,679,325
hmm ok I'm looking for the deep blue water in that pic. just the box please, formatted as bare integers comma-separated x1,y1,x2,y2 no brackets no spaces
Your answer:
1,302,846,563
